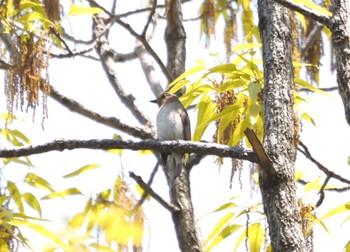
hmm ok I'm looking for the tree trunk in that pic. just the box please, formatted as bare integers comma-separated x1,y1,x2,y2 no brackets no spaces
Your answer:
258,0,306,251
332,0,350,126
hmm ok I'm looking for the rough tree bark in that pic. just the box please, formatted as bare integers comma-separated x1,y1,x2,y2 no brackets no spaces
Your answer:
332,0,350,126
258,0,307,251
164,1,202,251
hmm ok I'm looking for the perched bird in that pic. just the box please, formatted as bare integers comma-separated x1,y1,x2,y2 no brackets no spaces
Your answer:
151,92,191,178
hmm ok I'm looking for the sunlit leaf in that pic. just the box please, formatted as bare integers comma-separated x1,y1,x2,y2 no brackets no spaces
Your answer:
63,164,101,178
206,224,243,251
248,223,264,252
193,94,217,141
69,4,104,16
168,64,205,91
321,202,350,220
204,213,235,248
344,240,350,252
304,176,322,192
22,192,42,217
42,188,82,200
295,77,329,96
11,219,68,250
89,243,114,252
300,112,316,126
233,43,261,52
207,63,237,74
0,240,10,252
69,212,86,229
25,173,55,192
8,181,24,214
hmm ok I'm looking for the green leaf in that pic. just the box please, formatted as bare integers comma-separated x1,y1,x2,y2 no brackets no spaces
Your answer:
8,181,24,214
304,176,322,192
25,173,54,192
321,202,350,220
248,223,264,252
69,212,86,229
206,224,242,252
233,43,261,52
89,243,114,252
22,192,42,217
248,104,261,125
248,82,261,103
213,202,237,213
207,63,237,74
294,77,329,96
69,4,105,16
204,213,235,248
344,240,350,252
11,218,68,250
300,112,316,126
63,164,101,178
42,188,82,200
193,94,217,141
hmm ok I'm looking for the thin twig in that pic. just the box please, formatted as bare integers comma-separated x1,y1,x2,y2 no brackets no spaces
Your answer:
129,171,180,212
315,176,331,208
298,141,350,184
131,163,160,211
49,85,154,139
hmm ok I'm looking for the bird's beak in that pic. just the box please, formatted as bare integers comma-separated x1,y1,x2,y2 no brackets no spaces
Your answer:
150,99,157,103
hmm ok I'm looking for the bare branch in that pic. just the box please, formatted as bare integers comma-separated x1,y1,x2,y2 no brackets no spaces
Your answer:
298,86,338,93
0,139,257,162
298,141,350,184
87,0,172,82
315,176,331,208
131,163,160,211
93,15,154,128
273,0,332,28
49,85,154,139
129,171,180,213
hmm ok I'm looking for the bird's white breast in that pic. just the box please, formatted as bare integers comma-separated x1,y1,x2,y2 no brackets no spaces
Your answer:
156,103,184,140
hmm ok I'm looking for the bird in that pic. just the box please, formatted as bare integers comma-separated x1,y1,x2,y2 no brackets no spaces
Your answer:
151,92,191,178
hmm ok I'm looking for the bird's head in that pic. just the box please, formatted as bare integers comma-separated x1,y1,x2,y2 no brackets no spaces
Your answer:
150,92,178,108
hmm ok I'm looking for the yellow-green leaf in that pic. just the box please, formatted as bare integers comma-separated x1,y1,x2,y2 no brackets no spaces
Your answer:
69,4,105,16
8,181,24,214
248,223,264,252
233,43,261,52
25,173,54,192
204,213,235,249
207,63,237,74
295,77,329,96
300,112,316,126
193,94,217,141
63,164,101,178
11,219,68,250
89,243,114,252
344,240,350,252
69,212,86,229
321,202,350,220
22,192,42,217
304,176,322,192
42,188,81,200
207,224,242,252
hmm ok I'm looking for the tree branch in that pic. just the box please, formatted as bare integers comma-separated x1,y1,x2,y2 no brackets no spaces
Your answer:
273,0,332,28
49,85,154,139
298,141,350,184
129,171,180,213
93,15,154,128
0,139,257,162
